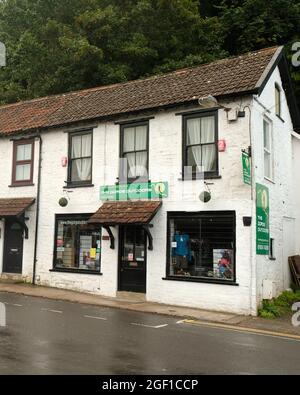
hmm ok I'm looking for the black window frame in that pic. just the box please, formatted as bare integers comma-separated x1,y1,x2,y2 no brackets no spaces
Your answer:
120,120,149,183
182,110,219,180
67,129,93,187
52,213,102,275
164,211,237,285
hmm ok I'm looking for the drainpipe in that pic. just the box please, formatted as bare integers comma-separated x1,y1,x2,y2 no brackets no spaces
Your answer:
32,133,42,285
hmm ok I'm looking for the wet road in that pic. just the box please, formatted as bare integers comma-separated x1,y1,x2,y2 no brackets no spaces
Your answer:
0,292,300,375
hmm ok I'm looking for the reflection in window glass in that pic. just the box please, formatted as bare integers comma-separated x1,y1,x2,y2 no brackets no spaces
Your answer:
168,212,235,281
54,216,101,272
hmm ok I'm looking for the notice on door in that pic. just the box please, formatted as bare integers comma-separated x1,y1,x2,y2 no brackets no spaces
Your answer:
256,183,270,255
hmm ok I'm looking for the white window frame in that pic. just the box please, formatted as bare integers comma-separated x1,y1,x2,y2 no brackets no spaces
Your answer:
263,117,274,182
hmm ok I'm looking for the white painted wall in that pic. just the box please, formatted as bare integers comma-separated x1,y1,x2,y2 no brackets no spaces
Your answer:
0,64,298,316
251,66,296,304
0,136,39,279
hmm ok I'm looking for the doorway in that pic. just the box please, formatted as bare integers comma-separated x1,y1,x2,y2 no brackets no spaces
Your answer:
119,226,147,293
3,219,24,274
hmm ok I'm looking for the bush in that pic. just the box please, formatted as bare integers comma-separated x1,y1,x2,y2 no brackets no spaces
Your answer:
258,290,300,319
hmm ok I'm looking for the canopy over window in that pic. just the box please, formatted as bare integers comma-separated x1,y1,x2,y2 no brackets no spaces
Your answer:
0,197,35,218
88,201,162,226
88,201,162,250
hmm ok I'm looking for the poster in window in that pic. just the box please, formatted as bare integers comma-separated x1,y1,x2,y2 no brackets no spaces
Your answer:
213,249,234,280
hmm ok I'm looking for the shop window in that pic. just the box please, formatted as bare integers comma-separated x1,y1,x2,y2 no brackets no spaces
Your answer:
183,111,218,178
12,139,34,186
120,122,148,182
68,130,92,186
167,212,235,282
54,215,101,272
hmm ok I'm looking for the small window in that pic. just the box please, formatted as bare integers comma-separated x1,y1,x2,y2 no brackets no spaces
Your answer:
263,119,273,180
120,122,148,182
167,211,235,282
275,84,281,117
12,139,34,186
183,112,218,178
68,131,92,185
54,215,101,272
269,238,276,260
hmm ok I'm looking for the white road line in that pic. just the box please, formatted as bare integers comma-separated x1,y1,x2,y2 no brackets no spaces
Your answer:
176,320,186,324
3,302,22,307
41,308,63,314
131,323,168,329
84,315,107,321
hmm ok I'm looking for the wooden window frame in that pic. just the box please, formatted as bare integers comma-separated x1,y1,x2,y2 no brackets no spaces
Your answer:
120,121,149,183
67,129,93,187
182,110,219,180
11,139,35,187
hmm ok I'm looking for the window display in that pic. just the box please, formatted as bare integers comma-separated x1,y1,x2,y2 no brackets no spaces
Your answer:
54,215,101,272
168,212,235,282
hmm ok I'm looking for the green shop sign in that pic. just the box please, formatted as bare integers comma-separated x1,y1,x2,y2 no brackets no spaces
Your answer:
242,151,251,185
256,183,270,255
100,182,169,201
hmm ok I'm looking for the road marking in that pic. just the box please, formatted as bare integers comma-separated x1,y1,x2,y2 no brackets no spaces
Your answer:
3,302,22,307
41,308,63,314
176,320,186,324
181,319,300,342
84,315,107,321
131,323,168,329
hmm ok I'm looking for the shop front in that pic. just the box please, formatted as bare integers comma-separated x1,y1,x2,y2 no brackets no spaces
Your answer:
0,198,35,275
89,200,162,294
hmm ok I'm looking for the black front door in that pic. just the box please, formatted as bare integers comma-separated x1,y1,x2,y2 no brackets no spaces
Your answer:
119,226,147,293
3,219,24,274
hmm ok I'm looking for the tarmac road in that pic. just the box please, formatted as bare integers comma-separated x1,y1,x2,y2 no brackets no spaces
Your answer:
0,292,300,375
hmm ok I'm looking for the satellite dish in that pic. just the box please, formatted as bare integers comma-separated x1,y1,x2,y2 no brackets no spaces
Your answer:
199,191,211,203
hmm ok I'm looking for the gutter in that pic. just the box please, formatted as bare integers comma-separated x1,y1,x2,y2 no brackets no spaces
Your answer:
32,132,42,285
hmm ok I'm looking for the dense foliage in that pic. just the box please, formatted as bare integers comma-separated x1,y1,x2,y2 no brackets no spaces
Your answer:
0,0,299,104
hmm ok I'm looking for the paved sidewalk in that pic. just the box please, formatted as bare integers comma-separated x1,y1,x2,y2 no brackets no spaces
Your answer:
0,281,299,336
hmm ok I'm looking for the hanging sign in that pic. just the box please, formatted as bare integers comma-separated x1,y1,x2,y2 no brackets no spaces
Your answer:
100,182,169,201
242,151,251,185
256,183,270,255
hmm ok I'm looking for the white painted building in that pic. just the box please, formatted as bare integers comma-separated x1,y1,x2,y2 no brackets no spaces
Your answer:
0,46,299,315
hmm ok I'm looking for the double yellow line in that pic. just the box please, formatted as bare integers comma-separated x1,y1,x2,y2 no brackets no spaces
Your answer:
182,319,300,341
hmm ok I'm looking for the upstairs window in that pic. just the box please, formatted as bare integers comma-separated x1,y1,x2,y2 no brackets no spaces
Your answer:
120,122,149,182
12,139,34,186
263,118,274,180
275,83,281,118
68,130,92,186
183,111,218,178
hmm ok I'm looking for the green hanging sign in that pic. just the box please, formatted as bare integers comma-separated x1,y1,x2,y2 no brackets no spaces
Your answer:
256,183,270,255
242,151,251,185
100,182,169,201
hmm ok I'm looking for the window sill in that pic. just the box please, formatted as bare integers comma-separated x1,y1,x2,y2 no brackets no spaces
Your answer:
178,175,221,181
162,276,238,286
276,114,285,123
264,177,275,184
64,183,94,189
50,268,102,275
9,183,35,188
